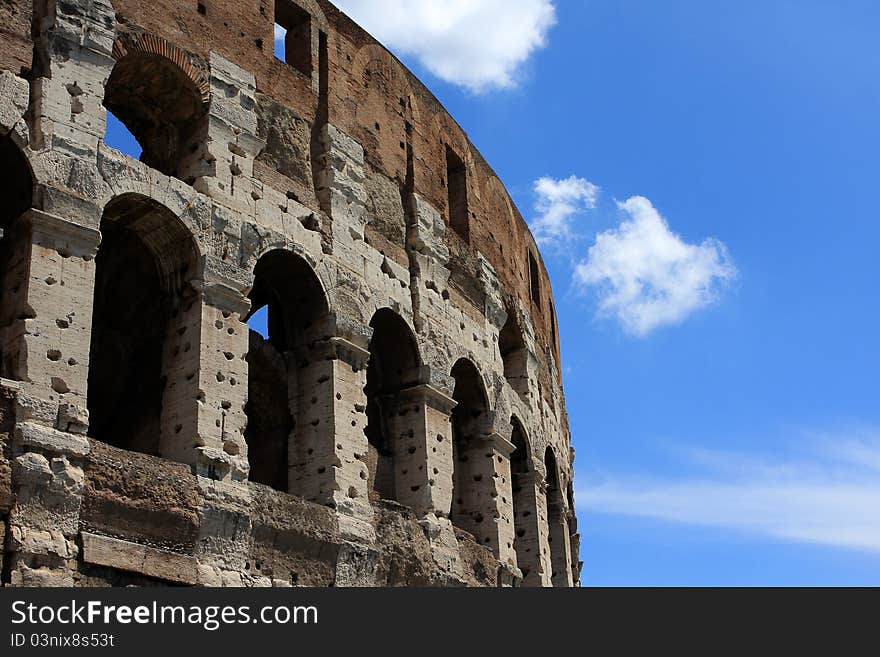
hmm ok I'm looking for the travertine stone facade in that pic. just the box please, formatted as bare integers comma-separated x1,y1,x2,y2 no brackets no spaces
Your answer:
0,0,581,587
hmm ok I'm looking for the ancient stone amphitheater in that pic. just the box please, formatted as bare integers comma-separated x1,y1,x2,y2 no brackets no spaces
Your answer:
0,0,580,586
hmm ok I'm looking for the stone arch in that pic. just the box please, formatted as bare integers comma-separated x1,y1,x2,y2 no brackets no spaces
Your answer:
244,248,333,494
0,134,34,380
544,445,571,587
245,233,335,306
450,358,495,546
364,307,424,502
105,31,210,182
87,193,200,456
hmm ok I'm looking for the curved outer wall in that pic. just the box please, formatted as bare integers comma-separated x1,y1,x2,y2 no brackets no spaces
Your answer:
0,0,580,586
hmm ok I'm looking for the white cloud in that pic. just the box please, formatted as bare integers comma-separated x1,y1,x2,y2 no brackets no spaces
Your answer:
332,0,557,92
578,431,880,554
574,196,736,336
531,176,600,246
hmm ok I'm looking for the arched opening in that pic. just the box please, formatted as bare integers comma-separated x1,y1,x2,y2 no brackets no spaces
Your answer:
87,195,199,455
364,309,422,502
104,51,207,182
0,134,34,380
450,359,493,546
245,250,330,494
510,418,541,584
545,447,571,587
499,310,528,400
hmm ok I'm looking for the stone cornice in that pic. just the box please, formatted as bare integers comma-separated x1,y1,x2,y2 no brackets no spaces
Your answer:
26,209,101,257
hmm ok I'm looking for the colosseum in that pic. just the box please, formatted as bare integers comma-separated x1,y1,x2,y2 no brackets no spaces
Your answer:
0,0,580,587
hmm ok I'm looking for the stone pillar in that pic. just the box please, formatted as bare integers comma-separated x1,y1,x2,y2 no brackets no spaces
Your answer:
0,209,99,586
549,509,573,587
389,384,456,516
194,54,265,213
2,210,100,434
535,481,554,587
31,0,115,159
181,279,252,482
483,432,517,568
513,470,548,587
453,426,518,567
569,530,582,587
287,336,373,541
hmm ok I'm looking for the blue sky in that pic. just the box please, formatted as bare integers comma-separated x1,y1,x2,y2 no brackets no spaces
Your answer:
109,0,880,585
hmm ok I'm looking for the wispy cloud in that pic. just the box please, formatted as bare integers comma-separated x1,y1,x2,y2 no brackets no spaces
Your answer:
333,0,557,92
574,196,737,336
578,430,880,553
531,175,600,246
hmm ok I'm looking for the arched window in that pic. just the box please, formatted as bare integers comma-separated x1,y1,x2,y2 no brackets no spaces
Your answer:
87,195,199,456
499,310,529,400
245,250,330,494
104,46,208,182
544,447,571,587
0,134,34,380
450,359,493,546
510,418,542,585
364,309,422,502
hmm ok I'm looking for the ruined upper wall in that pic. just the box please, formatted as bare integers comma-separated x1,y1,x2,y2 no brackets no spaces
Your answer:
102,0,562,372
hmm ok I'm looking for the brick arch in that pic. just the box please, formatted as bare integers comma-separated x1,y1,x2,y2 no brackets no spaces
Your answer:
106,30,210,181
112,32,210,104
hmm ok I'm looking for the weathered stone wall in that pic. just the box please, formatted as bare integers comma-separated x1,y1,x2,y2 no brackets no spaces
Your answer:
0,0,581,587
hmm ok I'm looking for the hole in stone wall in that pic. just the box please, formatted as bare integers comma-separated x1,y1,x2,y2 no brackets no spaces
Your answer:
364,309,421,502
88,195,199,455
274,0,312,77
446,146,469,242
103,51,208,182
245,250,329,494
450,359,490,541
0,135,34,381
104,110,143,160
499,310,529,400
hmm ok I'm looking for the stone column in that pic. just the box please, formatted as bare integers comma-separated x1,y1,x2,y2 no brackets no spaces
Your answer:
0,210,99,586
482,432,517,568
513,469,548,587
535,480,554,587
288,336,373,542
179,279,252,482
569,529,582,587
549,507,573,588
2,210,100,434
389,383,456,516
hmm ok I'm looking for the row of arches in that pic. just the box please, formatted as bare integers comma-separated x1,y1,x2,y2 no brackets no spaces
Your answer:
0,128,574,584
